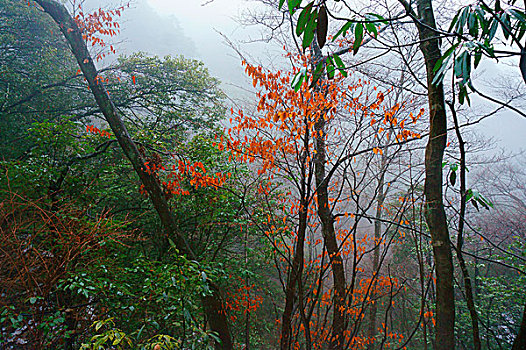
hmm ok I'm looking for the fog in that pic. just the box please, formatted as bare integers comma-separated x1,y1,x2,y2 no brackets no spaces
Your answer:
107,0,267,97
96,0,525,152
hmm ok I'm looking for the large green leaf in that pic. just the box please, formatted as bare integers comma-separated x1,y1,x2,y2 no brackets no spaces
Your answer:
317,5,328,48
353,23,364,54
296,2,314,36
332,54,348,77
302,10,318,49
332,21,354,41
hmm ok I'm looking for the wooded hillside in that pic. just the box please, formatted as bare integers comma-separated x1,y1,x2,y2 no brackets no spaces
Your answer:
1,0,525,349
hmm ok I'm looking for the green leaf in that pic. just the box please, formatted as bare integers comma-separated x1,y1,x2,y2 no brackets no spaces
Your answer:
479,39,496,58
327,57,335,79
327,63,335,79
454,51,465,78
296,2,314,36
475,7,486,30
468,11,479,37
112,333,122,346
167,238,179,253
449,9,461,32
432,48,455,86
462,85,471,105
288,0,301,15
332,54,347,77
279,0,286,10
302,11,318,49
479,194,494,208
333,21,353,41
488,19,499,42
317,5,328,48
465,188,473,202
353,23,364,54
364,14,381,38
137,324,145,340
94,334,109,348
450,170,457,186
500,13,512,40
365,12,388,25
433,43,459,73
474,49,482,68
292,69,306,91
365,21,378,38
458,7,470,35
509,9,526,26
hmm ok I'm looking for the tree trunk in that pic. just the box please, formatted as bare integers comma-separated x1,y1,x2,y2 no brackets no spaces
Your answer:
310,39,347,349
512,300,526,350
280,201,308,350
314,114,347,350
34,1,232,348
412,0,456,347
367,158,386,348
449,102,481,350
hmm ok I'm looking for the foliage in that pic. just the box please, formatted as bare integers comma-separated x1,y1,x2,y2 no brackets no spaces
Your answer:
221,51,423,348
62,243,223,349
435,0,526,104
2,0,525,349
0,190,129,348
0,0,86,158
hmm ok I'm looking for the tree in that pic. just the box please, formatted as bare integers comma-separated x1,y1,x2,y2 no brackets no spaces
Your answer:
401,0,455,347
30,0,233,348
225,45,421,348
272,0,525,347
3,0,524,348
0,0,87,158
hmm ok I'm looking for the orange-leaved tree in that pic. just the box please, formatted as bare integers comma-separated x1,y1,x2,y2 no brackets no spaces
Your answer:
223,50,422,349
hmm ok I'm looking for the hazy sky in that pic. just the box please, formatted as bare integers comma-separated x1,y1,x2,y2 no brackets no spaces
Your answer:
111,0,525,152
143,0,260,90
91,0,261,92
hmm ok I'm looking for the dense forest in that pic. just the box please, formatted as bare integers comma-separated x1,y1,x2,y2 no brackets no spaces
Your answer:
1,0,525,349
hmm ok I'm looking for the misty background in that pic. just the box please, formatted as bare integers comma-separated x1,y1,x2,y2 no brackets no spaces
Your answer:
90,0,524,152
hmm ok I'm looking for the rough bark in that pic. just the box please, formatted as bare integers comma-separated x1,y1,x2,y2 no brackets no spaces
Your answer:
34,1,232,348
412,0,456,347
